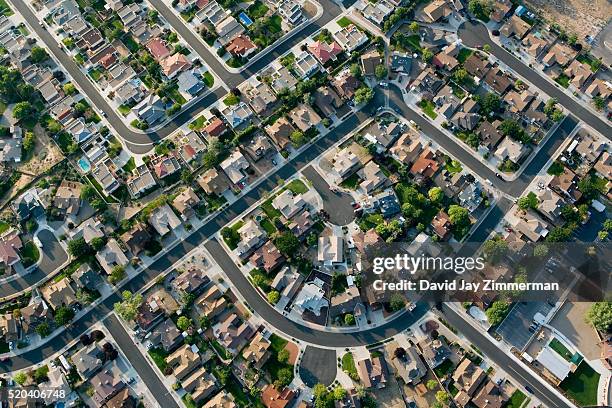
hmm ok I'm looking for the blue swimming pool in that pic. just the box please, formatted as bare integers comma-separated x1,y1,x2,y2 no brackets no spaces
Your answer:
78,157,91,173
239,12,253,27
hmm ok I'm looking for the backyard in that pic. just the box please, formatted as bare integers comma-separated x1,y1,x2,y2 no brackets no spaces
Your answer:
559,362,600,406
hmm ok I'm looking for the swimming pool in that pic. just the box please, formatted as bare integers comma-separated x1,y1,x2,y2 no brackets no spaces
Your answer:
239,12,253,27
77,157,91,173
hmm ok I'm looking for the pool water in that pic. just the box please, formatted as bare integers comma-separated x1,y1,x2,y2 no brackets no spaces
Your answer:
78,157,91,173
239,12,253,27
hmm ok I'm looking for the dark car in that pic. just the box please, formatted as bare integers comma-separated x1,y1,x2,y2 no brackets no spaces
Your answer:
492,29,500,36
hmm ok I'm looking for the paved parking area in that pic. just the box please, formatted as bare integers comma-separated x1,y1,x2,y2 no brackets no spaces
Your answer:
496,302,554,351
299,346,337,387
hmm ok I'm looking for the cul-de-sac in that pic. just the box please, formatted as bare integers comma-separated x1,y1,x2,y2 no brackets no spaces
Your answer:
0,0,610,406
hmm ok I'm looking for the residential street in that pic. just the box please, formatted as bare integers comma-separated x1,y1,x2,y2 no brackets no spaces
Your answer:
458,21,611,140
104,314,180,408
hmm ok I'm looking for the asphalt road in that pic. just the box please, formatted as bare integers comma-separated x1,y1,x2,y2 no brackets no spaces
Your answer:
458,21,611,140
302,165,356,226
299,346,338,387
0,229,68,300
104,314,180,408
442,304,575,408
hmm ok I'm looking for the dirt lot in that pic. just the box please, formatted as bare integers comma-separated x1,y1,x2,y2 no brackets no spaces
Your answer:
525,0,611,40
18,125,63,175
549,302,601,360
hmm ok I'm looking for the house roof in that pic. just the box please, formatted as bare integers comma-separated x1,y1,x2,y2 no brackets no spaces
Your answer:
307,40,343,64
146,38,171,61
226,35,257,57
161,53,192,77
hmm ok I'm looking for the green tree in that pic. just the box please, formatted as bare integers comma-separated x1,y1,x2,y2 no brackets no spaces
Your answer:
54,305,75,326
13,372,27,385
349,63,362,78
578,174,606,201
274,232,300,256
436,391,450,405
389,293,405,311
274,367,293,388
22,131,35,156
12,101,37,122
598,230,609,241
518,191,538,210
36,321,51,338
409,22,419,32
453,68,471,85
485,301,510,325
483,235,508,264
113,291,143,321
109,265,126,284
344,313,355,325
426,379,438,390
375,64,388,79
593,96,605,111
62,83,77,95
278,349,290,363
67,237,92,258
177,316,192,331
333,386,347,401
546,226,573,242
428,187,444,203
290,130,305,147
481,93,501,114
90,237,107,252
33,365,49,383
80,185,97,201
422,48,434,63
448,205,470,227
533,244,549,257
30,46,49,63
267,290,280,304
586,302,612,332
354,86,374,104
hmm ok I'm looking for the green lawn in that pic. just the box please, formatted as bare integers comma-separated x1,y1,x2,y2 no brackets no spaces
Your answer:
202,71,214,87
122,157,136,173
342,352,359,381
433,359,455,378
222,221,244,250
189,116,207,130
340,173,361,189
88,68,103,81
576,54,602,72
560,362,600,407
262,200,281,219
263,334,294,386
21,242,40,267
248,1,269,19
224,93,240,105
148,348,168,371
225,376,251,407
260,218,276,235
211,340,232,360
268,15,282,34
0,221,10,234
549,338,574,362
505,390,529,408
118,104,131,116
445,160,463,174
182,394,197,408
168,85,187,104
337,16,353,27
555,74,570,88
358,213,384,231
0,0,12,16
418,99,438,119
286,179,308,194
457,48,473,64
404,35,421,52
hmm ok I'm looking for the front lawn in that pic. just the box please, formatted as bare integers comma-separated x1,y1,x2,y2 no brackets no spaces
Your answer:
342,352,359,381
88,68,103,81
418,99,438,119
0,221,10,234
122,157,136,173
148,347,168,371
339,173,361,189
202,71,214,87
555,74,570,88
222,221,244,250
224,93,240,105
168,85,187,104
0,0,12,16
337,17,353,27
189,115,207,130
560,362,600,406
20,242,40,267
457,48,473,63
286,179,308,194
262,200,282,219
505,390,528,408
358,213,384,231
260,218,276,235
268,15,282,34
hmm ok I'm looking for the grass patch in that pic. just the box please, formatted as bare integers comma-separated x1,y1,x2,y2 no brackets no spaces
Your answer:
261,200,282,219
457,48,473,64
148,347,168,371
337,16,353,27
260,218,276,235
342,352,359,381
168,85,187,104
576,54,601,72
0,221,10,234
118,104,131,116
340,173,360,190
222,220,244,249
224,93,240,105
225,375,251,407
549,338,574,362
559,362,599,407
555,74,570,88
446,160,463,174
0,0,13,16
268,15,282,34
404,34,421,52
182,394,197,408
247,1,269,19
263,334,294,386
188,115,207,131
358,213,384,231
286,179,308,194
505,390,528,408
433,359,455,378
202,71,214,87
418,99,438,119
211,340,232,360
88,68,103,81
122,157,136,173
20,242,40,267
547,161,565,176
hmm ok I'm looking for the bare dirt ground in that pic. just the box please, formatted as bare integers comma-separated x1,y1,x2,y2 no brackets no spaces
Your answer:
525,0,611,40
17,125,63,175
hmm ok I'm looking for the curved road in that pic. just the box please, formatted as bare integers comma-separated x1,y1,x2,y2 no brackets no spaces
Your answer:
458,21,611,140
11,0,342,154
